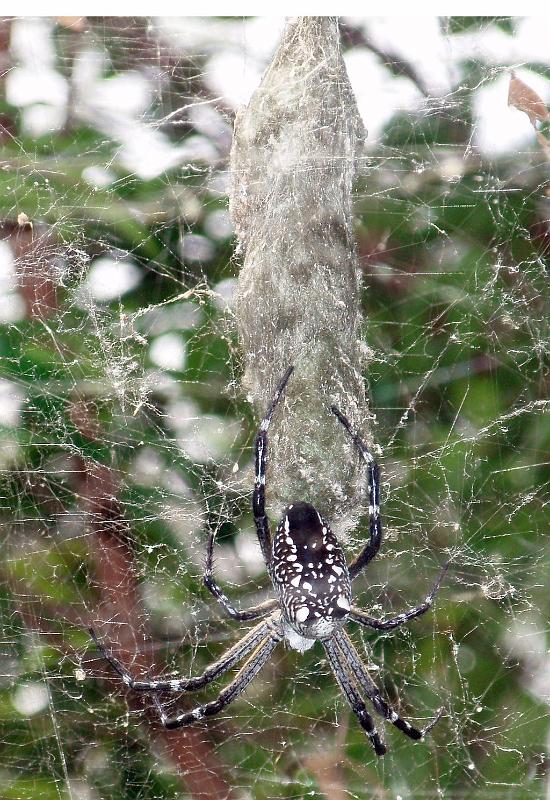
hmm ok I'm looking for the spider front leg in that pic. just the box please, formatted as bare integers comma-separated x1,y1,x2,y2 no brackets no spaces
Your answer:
153,628,281,729
335,629,444,743
323,637,387,755
349,561,450,631
330,406,382,580
203,529,278,621
89,614,277,694
252,365,294,565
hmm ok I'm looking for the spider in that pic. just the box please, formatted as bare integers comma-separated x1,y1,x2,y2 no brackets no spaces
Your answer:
90,366,448,756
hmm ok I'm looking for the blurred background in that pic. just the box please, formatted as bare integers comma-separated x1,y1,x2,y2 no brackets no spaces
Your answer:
1,15,550,800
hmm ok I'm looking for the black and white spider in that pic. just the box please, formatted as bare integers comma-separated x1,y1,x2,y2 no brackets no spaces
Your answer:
90,366,448,756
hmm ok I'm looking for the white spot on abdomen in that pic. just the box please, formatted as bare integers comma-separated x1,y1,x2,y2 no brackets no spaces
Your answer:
336,596,350,612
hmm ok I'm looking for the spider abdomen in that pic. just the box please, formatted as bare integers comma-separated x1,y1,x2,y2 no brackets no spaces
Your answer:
272,502,352,642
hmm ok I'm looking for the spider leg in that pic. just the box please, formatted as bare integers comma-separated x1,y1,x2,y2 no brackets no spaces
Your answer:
253,365,294,565
153,628,281,729
89,613,279,694
349,561,449,631
203,529,279,621
334,629,444,741
330,405,382,580
323,637,387,756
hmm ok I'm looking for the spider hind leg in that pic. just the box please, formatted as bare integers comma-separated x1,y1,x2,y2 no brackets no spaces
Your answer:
252,365,294,565
330,405,382,580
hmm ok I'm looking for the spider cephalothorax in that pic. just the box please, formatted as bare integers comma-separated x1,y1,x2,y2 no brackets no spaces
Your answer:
91,366,448,755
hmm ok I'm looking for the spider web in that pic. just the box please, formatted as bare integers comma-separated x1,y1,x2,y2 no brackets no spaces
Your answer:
1,15,549,800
